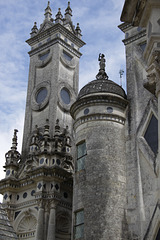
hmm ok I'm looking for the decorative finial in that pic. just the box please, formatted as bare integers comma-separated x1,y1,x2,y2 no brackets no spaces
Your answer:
55,119,60,134
44,1,52,21
5,129,21,169
119,69,124,87
44,119,50,137
75,23,82,38
11,129,18,151
30,22,38,37
64,2,72,22
55,8,63,24
96,54,108,80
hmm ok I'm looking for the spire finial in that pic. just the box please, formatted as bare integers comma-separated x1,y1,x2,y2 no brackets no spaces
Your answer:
5,129,21,168
44,1,52,21
11,129,18,151
75,23,82,38
44,119,50,136
64,1,72,22
55,8,63,24
55,119,60,134
96,53,108,80
30,22,38,37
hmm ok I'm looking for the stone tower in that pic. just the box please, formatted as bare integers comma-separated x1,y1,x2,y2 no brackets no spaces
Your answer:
119,0,160,239
70,54,128,239
22,1,85,158
0,2,85,240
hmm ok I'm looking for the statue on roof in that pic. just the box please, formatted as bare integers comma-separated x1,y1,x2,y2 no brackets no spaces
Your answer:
99,53,105,71
96,53,108,80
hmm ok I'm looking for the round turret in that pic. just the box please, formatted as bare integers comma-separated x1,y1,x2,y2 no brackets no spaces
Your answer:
70,54,129,239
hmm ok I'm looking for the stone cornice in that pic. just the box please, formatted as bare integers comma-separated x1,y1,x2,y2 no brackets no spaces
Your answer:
73,113,126,130
118,23,132,33
70,94,128,120
0,166,73,192
26,23,85,49
123,29,146,45
2,200,37,210
28,37,83,58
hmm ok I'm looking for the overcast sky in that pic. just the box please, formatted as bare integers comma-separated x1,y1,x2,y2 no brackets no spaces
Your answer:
0,0,126,192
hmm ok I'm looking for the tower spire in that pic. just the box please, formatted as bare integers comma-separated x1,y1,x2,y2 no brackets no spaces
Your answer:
30,22,38,37
5,129,21,172
44,1,52,21
64,2,72,22
75,23,82,39
55,8,63,24
11,129,18,151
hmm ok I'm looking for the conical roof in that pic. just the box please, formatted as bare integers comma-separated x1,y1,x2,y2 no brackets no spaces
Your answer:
0,203,18,239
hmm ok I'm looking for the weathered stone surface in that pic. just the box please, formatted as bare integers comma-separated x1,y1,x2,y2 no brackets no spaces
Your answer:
0,203,18,239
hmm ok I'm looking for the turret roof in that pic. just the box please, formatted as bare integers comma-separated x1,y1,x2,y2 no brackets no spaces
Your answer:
78,54,126,99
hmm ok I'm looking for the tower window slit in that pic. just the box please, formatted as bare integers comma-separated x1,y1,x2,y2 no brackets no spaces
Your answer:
77,141,86,171
74,210,84,239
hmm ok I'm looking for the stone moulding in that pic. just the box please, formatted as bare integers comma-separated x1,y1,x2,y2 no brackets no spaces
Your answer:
26,23,85,49
0,167,72,192
28,37,83,58
60,55,76,69
58,82,77,113
31,81,51,111
70,95,128,120
73,113,126,130
123,29,146,45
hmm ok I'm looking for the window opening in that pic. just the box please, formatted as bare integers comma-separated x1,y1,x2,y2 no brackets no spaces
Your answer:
144,114,158,155
75,210,84,239
77,142,86,171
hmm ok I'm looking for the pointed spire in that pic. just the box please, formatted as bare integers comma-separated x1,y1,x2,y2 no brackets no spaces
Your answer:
30,22,38,37
44,119,50,137
44,1,52,22
55,119,60,135
75,23,82,39
5,129,21,167
55,8,63,24
11,129,18,151
96,53,108,80
64,2,72,22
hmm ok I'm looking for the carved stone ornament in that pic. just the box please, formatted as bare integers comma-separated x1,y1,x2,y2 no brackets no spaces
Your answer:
145,50,160,96
17,214,37,233
61,156,74,172
96,53,109,80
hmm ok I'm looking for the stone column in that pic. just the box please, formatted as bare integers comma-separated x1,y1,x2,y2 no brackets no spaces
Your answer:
47,201,57,240
35,200,44,240
44,201,50,240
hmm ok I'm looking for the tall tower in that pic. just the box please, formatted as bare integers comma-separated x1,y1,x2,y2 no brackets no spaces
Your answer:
70,54,128,239
0,2,85,240
22,1,85,158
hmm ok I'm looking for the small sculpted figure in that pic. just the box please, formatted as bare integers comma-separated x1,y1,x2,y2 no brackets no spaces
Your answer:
98,53,106,71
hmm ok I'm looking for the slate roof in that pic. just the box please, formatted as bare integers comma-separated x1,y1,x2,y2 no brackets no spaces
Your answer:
0,203,18,239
